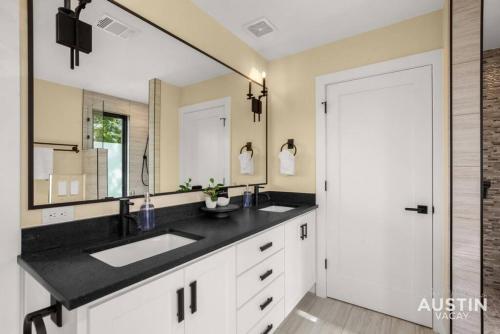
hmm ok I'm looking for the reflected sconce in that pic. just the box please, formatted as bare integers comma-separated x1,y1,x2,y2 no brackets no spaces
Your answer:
56,0,93,70
247,72,268,122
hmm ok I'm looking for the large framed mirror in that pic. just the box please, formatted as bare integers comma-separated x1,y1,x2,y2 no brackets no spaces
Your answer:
482,0,499,332
28,0,267,208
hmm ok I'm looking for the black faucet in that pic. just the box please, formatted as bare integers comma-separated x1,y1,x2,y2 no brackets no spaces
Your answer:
119,198,139,237
254,185,271,207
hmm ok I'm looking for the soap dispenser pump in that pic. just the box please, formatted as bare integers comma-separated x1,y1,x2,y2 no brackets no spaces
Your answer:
139,192,155,231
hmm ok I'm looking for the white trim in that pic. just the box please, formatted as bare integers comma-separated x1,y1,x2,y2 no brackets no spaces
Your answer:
179,97,231,187
315,50,446,332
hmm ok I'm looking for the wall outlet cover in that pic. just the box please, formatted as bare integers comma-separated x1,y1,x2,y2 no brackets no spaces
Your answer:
42,206,75,225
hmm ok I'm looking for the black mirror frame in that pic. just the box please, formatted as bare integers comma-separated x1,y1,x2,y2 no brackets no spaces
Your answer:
27,0,268,209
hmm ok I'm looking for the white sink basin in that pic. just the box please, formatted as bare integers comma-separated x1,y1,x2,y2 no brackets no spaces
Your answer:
91,233,196,267
259,205,295,213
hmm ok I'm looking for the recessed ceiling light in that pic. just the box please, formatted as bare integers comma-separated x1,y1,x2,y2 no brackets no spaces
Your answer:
244,17,276,38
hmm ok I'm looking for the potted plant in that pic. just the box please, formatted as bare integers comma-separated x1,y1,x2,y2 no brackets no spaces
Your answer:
203,178,223,209
178,178,192,192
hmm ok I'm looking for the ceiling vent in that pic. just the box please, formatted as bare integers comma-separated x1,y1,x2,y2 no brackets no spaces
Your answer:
245,18,275,38
96,15,136,39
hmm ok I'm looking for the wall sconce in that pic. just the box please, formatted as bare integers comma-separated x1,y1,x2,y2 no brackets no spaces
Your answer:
246,72,268,122
56,0,93,70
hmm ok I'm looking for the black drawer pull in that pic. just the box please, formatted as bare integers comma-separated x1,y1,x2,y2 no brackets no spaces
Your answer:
176,288,184,323
260,242,273,252
189,281,197,314
304,223,308,238
300,224,306,240
259,269,273,281
262,324,273,334
260,297,273,311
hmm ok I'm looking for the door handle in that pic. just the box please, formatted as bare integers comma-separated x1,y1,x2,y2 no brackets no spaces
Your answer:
404,205,428,214
189,281,197,314
176,288,184,323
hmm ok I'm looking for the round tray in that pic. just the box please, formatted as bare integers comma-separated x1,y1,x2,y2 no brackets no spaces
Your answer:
200,204,240,218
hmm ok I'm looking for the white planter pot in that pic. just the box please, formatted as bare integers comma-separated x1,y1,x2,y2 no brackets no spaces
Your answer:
205,197,217,209
217,197,230,207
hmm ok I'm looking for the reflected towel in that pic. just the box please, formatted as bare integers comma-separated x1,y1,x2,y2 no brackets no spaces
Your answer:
279,150,295,176
239,151,254,175
34,147,54,180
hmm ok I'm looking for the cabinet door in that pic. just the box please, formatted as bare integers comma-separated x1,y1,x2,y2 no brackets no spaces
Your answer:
184,247,236,334
88,270,185,334
284,211,316,316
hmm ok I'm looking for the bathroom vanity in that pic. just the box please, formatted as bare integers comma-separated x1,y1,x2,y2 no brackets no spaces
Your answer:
19,195,317,334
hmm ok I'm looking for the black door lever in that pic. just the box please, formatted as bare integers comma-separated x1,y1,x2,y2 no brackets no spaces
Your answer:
405,205,428,214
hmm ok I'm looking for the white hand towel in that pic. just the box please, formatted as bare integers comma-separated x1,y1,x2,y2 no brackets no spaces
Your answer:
279,150,295,176
34,147,54,180
239,151,254,175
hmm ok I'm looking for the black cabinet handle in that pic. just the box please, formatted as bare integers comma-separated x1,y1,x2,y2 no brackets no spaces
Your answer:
404,205,428,214
259,269,273,281
300,224,305,240
189,281,197,314
260,242,273,252
176,288,184,323
259,297,273,311
262,324,273,334
304,223,308,238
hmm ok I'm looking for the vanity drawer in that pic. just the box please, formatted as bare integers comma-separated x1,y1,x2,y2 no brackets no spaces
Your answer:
237,274,284,334
237,249,284,307
237,225,284,274
247,299,284,334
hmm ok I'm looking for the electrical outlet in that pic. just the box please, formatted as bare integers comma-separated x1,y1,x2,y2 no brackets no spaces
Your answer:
42,206,74,225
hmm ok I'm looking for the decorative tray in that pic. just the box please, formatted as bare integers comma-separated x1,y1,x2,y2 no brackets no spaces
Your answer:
200,204,240,218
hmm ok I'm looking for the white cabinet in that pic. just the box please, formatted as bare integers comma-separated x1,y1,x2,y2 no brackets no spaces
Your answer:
284,211,316,316
184,247,236,334
88,269,185,334
86,247,235,334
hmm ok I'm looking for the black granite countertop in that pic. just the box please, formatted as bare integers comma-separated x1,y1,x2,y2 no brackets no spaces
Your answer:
18,192,316,310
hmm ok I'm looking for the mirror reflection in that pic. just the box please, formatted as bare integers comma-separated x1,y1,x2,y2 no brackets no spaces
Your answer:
31,0,266,206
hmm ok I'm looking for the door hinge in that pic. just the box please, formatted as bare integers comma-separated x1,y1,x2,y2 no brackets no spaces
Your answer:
322,101,327,114
324,258,328,270
324,180,327,191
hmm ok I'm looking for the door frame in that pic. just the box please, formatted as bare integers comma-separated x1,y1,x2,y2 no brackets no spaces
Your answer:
315,50,446,331
179,97,231,187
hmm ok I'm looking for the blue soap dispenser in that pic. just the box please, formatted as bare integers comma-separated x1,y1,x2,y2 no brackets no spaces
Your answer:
139,192,155,231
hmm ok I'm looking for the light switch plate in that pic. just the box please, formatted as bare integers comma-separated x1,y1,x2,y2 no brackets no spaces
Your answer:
42,206,74,225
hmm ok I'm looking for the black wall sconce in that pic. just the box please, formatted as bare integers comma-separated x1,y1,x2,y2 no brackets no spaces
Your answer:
247,72,268,122
56,0,93,70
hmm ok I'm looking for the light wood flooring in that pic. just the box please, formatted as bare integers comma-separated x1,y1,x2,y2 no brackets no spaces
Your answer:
275,293,435,334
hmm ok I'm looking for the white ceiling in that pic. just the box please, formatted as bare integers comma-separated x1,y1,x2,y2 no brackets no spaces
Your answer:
484,0,500,51
192,0,444,60
34,0,230,103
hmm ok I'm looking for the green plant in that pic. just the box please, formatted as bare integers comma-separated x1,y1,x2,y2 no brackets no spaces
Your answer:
203,178,223,201
179,178,192,192
178,178,192,192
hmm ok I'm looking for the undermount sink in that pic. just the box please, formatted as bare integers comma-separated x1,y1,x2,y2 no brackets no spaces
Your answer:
259,205,295,213
90,233,197,267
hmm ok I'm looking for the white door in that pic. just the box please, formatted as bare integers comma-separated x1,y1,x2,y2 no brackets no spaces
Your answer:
88,269,185,334
184,247,236,334
179,98,230,188
325,66,433,327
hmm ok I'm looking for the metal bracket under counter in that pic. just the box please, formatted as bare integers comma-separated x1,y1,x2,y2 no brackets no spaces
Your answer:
23,296,62,334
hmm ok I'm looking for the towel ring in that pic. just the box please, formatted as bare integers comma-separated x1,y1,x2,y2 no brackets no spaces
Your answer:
240,142,254,158
280,139,297,156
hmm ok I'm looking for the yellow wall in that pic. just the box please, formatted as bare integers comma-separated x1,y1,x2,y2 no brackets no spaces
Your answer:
267,10,445,193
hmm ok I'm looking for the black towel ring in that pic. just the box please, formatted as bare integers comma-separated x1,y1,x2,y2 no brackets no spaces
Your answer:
280,139,297,156
240,142,254,158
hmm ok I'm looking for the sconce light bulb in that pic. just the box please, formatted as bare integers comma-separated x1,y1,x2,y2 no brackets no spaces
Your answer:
262,71,266,79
